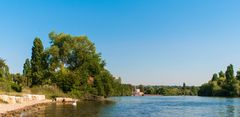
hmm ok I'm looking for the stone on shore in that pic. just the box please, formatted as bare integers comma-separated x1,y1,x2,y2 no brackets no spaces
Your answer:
15,97,24,104
8,96,16,104
55,97,74,102
0,94,46,104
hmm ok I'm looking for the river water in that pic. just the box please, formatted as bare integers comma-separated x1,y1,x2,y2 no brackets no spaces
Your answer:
21,96,240,117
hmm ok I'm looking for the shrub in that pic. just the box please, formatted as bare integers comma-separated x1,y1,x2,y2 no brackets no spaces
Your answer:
0,79,12,92
11,83,22,92
30,85,66,99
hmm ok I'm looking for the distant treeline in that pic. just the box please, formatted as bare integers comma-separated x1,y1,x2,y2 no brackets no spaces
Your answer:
198,64,240,97
137,84,199,96
0,32,133,99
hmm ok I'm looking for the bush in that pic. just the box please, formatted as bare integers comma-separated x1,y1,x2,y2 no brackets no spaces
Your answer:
30,85,66,99
0,79,12,92
11,83,22,92
68,89,84,99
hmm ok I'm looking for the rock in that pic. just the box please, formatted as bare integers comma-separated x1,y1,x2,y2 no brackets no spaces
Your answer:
0,95,9,103
32,95,45,101
15,97,24,104
55,97,74,102
7,96,16,104
64,98,73,102
23,94,33,102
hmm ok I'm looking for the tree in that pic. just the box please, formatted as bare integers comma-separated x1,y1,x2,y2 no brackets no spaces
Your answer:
31,38,45,86
47,32,122,97
219,71,225,78
183,82,186,95
199,64,240,97
198,83,212,96
23,58,31,86
145,86,155,94
94,76,105,96
225,64,234,81
0,58,9,79
139,85,144,92
16,32,133,97
211,73,218,81
183,82,186,89
236,70,240,80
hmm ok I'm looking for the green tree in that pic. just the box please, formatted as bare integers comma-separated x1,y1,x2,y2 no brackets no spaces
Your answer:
31,38,45,86
199,64,240,97
18,32,133,98
0,58,9,79
139,85,144,92
94,76,105,96
236,70,240,80
225,64,234,81
183,82,186,95
23,58,31,86
219,71,225,78
47,32,122,97
145,86,155,94
211,73,218,81
198,83,212,96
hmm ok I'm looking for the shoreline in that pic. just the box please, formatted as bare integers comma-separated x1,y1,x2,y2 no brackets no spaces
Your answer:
0,97,105,116
0,99,52,116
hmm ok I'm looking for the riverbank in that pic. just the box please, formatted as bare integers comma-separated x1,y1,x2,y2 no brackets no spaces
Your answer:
0,99,52,116
0,94,105,116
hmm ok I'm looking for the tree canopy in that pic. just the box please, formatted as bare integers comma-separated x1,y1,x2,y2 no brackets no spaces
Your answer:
198,64,240,97
20,32,133,98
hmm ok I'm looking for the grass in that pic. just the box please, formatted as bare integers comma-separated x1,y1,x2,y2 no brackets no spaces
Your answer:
30,85,67,99
0,85,67,99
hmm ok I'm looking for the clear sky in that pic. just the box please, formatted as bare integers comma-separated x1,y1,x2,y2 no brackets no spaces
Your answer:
0,0,240,86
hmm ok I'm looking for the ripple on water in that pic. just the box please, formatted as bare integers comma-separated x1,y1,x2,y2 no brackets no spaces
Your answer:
21,96,240,117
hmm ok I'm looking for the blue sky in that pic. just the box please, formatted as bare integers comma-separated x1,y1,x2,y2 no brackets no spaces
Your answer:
0,0,240,86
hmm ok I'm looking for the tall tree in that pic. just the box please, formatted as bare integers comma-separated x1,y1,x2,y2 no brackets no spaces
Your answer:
0,58,9,78
211,73,218,81
225,64,234,81
23,58,31,86
183,82,186,89
183,82,186,95
139,85,144,92
31,38,44,86
236,70,240,80
219,71,225,78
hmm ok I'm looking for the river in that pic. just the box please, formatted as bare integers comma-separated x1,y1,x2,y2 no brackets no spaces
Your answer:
21,96,240,117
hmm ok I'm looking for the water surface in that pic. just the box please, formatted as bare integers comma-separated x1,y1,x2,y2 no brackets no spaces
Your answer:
22,96,240,117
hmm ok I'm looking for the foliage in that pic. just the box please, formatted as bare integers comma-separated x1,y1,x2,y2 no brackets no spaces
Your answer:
17,32,132,98
0,60,23,92
0,78,12,92
11,83,22,92
211,73,218,81
31,38,45,86
225,64,234,81
0,32,133,98
30,85,66,99
0,58,10,79
143,85,198,96
198,64,240,97
23,58,31,86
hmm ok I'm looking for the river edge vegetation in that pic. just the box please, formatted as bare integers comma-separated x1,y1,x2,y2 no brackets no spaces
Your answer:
198,64,240,97
0,32,133,99
138,84,199,96
1,32,239,99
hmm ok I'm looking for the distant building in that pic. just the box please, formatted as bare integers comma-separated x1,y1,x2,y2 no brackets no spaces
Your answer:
133,88,144,96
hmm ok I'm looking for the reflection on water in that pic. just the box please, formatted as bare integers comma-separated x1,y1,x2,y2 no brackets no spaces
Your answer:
22,96,240,117
21,101,115,117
